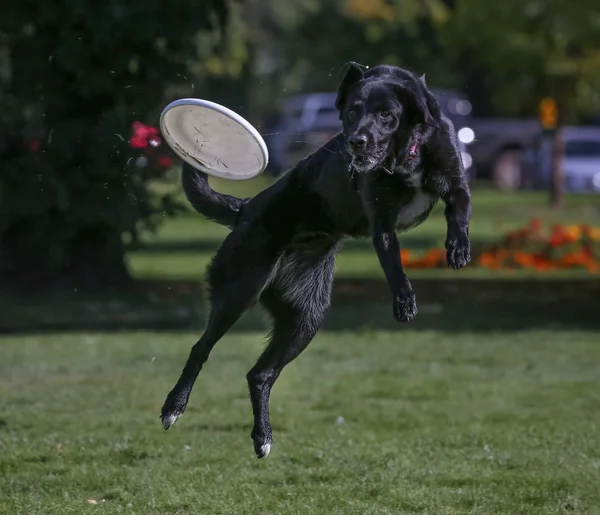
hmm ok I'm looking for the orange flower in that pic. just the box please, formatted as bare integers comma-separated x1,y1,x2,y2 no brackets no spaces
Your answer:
580,224,592,238
530,218,542,231
512,251,535,268
478,251,500,269
586,262,599,273
560,252,596,268
400,249,412,262
549,232,563,248
561,226,580,244
395,220,600,272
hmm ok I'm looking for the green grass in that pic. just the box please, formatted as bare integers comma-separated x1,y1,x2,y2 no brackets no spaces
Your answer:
2,188,599,331
128,186,600,281
2,325,600,514
2,185,600,513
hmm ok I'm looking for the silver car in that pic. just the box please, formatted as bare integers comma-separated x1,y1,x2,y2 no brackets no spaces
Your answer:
562,126,600,192
527,126,600,192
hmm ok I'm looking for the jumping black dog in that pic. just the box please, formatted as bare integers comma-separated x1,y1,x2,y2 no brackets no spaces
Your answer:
160,63,472,458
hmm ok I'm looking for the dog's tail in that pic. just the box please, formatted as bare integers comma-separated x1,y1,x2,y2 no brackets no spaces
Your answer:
181,162,247,228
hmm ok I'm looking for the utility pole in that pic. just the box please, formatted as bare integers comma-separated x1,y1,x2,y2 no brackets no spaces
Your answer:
549,128,565,209
539,97,563,209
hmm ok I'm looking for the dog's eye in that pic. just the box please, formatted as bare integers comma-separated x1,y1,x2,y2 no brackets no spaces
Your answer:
379,110,392,120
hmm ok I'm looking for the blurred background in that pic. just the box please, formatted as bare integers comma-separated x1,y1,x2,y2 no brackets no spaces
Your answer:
1,1,600,513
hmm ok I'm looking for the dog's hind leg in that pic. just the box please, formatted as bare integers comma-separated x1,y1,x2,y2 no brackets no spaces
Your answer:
247,245,336,458
160,231,276,430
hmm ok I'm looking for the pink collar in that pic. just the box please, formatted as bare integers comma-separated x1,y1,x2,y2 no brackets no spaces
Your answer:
407,144,418,160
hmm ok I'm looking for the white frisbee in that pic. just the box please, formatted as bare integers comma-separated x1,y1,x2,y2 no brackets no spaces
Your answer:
159,98,269,180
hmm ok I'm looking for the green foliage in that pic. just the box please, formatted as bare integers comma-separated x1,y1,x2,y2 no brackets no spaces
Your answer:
441,0,600,118
0,0,233,285
238,0,455,123
244,0,600,120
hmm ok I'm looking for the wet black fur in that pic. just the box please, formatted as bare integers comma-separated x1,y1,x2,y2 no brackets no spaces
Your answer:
160,63,472,458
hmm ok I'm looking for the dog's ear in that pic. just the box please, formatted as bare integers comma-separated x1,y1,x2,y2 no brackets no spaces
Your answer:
335,62,364,113
395,83,439,128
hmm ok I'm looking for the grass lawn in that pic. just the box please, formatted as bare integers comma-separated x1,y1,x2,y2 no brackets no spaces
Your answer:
2,187,599,332
2,184,600,513
2,324,600,514
128,183,600,281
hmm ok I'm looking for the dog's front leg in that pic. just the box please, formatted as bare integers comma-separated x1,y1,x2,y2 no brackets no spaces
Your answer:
371,217,418,323
442,178,472,270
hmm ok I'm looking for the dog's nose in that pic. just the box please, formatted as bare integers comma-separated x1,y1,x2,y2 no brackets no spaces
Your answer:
348,134,367,152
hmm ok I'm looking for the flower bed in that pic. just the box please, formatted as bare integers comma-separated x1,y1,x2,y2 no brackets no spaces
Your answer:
401,220,600,272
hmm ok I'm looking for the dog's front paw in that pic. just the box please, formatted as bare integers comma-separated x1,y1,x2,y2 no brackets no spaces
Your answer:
393,289,418,323
446,233,471,270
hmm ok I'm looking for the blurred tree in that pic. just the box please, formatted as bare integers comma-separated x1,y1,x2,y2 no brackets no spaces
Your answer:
238,0,600,121
0,0,238,290
238,0,457,127
442,0,600,119
441,0,600,207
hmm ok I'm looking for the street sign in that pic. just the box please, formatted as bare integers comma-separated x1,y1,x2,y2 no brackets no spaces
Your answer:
539,97,558,130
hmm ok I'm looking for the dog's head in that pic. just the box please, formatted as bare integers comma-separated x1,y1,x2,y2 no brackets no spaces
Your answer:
335,63,440,173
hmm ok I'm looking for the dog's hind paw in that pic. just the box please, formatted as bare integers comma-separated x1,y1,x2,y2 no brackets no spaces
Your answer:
393,290,418,323
160,398,187,430
251,432,273,459
161,411,182,430
257,443,272,459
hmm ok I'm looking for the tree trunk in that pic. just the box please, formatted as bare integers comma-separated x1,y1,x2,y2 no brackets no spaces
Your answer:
549,128,565,209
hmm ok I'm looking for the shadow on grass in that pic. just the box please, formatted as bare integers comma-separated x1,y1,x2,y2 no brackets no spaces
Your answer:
1,278,599,334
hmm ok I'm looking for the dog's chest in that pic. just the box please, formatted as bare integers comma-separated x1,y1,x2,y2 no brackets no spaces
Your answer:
393,169,437,231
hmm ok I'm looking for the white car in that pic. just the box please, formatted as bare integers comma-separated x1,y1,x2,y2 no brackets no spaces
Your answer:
528,126,600,192
562,126,600,192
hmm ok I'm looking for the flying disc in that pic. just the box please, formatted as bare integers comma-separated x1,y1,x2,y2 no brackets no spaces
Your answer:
159,98,269,180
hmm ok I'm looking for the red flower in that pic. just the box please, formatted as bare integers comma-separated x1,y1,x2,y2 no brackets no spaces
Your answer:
549,225,564,248
530,218,542,231
158,155,173,168
580,224,592,238
129,135,148,149
130,121,161,149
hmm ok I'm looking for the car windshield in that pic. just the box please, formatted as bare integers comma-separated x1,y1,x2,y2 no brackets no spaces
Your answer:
565,139,600,157
316,106,337,115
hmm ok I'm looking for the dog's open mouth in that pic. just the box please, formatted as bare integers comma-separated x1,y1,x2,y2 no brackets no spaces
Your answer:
351,155,377,173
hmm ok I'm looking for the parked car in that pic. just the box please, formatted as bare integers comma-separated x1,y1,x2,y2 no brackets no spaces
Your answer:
265,89,476,177
468,118,542,190
522,126,600,192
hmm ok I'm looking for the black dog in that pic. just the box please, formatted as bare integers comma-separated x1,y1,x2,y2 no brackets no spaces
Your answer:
160,63,472,458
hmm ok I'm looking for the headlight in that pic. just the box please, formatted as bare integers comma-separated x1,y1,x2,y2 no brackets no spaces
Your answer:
456,100,472,116
458,127,475,144
461,151,473,169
